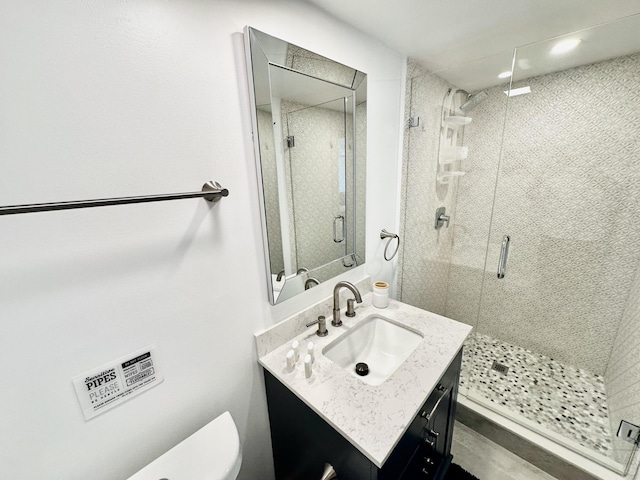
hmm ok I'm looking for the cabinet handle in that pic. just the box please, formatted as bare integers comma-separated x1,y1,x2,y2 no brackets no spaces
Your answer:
423,456,434,465
319,463,337,480
421,467,430,476
424,439,435,449
427,428,440,438
421,386,451,421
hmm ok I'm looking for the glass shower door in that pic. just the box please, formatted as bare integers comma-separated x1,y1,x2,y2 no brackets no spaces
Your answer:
465,17,640,472
285,97,351,277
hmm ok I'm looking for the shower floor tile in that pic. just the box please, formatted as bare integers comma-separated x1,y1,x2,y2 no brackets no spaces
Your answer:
460,333,613,457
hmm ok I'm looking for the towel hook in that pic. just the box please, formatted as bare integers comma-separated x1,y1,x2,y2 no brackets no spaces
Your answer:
380,229,400,261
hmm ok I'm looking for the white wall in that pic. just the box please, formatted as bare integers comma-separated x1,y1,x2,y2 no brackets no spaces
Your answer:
0,1,405,479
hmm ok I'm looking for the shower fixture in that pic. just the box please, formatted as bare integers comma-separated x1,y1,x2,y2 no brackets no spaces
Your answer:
434,207,450,229
460,90,489,112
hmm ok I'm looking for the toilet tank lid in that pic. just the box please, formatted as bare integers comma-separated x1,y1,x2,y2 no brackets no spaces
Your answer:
127,411,242,480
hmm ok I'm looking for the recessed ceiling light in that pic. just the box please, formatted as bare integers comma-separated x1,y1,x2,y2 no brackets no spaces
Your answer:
503,86,532,97
498,71,512,79
551,38,581,55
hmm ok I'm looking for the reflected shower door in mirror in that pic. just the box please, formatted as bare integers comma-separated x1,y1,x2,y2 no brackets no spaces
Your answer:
244,27,367,305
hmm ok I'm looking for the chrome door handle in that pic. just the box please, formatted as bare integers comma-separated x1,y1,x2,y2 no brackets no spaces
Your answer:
497,235,510,279
333,215,345,243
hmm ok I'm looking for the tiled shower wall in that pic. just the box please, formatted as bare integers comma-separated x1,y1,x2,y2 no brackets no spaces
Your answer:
259,96,358,286
284,99,351,273
401,53,640,376
398,61,460,313
606,265,640,463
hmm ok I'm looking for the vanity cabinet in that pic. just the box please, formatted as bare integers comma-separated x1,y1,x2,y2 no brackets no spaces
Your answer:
264,350,462,480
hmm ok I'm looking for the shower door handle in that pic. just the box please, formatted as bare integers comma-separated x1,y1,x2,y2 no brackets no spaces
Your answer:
497,235,510,279
333,215,345,243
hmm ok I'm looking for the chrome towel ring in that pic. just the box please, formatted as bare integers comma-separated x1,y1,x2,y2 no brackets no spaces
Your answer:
380,229,400,261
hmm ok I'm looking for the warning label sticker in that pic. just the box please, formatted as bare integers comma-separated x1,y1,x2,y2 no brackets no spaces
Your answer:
73,345,163,421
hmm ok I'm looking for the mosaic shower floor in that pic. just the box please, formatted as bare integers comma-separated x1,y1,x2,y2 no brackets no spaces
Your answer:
460,333,613,457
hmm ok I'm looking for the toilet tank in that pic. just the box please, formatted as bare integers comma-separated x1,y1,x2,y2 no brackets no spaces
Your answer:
127,411,242,480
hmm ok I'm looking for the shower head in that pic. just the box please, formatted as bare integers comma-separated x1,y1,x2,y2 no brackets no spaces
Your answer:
460,90,489,112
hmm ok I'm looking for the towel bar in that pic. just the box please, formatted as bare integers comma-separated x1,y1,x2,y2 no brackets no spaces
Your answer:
0,181,229,216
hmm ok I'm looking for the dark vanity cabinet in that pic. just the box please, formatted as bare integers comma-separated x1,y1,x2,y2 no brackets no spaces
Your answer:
264,350,462,480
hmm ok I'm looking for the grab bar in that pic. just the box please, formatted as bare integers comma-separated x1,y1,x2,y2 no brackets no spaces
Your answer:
497,235,510,279
0,181,229,216
333,215,345,243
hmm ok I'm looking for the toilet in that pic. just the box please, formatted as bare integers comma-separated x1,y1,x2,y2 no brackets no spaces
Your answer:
127,411,242,480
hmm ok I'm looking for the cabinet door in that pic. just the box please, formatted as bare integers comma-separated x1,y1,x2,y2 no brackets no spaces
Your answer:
264,371,375,480
379,404,429,478
423,387,452,477
400,351,462,480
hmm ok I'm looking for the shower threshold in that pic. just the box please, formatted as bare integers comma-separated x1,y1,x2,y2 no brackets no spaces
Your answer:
457,394,627,479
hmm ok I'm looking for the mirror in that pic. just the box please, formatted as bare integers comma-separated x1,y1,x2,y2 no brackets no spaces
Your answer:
244,27,367,304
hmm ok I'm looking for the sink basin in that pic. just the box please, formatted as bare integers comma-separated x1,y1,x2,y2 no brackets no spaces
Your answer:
322,314,423,386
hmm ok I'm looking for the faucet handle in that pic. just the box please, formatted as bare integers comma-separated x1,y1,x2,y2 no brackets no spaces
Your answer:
435,207,450,229
346,298,356,317
306,316,328,337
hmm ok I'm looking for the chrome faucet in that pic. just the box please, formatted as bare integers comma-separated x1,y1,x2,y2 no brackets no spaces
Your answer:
332,281,362,326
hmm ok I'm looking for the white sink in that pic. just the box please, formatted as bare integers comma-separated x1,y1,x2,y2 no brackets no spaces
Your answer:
322,314,423,386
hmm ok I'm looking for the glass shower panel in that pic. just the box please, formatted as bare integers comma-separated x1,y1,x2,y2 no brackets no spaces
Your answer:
400,71,464,315
467,16,640,471
399,53,514,322
285,97,349,276
403,52,514,400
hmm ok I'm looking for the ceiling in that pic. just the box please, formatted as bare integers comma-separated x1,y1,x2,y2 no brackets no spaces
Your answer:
304,0,640,90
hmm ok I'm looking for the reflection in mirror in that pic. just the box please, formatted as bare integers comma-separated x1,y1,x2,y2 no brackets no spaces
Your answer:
244,27,367,304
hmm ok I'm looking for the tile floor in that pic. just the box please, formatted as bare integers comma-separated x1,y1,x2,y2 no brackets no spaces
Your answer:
451,421,559,480
459,333,613,457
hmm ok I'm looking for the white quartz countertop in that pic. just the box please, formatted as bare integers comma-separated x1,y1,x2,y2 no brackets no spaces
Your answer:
258,293,473,468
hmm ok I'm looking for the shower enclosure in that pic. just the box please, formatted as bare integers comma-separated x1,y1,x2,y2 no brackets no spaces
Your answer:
399,15,640,475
